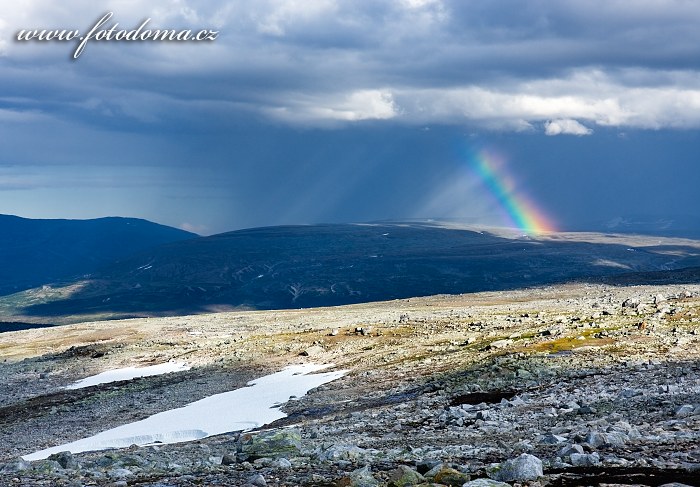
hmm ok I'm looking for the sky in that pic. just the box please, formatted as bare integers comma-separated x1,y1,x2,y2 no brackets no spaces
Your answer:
0,0,699,235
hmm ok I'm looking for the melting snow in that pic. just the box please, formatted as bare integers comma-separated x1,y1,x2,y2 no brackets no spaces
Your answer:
65,362,191,390
24,364,345,461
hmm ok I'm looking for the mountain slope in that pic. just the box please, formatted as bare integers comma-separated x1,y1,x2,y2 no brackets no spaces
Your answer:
14,222,700,319
0,215,197,295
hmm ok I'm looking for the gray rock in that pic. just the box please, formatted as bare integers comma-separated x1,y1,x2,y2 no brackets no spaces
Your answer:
221,453,237,465
316,444,367,462
96,454,117,467
342,465,381,487
558,444,584,458
247,474,267,487
33,460,62,474
586,431,627,447
476,409,493,420
487,454,543,482
47,451,78,470
570,452,600,466
1,458,31,473
619,388,641,399
463,480,512,487
488,339,513,350
675,404,695,418
271,457,292,468
540,433,567,444
239,428,302,459
577,404,596,414
301,345,324,357
107,468,134,480
116,453,147,467
388,465,425,486
417,459,443,475
430,466,470,486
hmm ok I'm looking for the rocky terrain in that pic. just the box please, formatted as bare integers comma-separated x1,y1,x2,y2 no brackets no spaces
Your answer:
0,214,196,296
5,223,700,323
1,281,700,486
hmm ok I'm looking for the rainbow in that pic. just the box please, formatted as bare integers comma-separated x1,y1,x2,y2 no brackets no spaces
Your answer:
470,148,556,235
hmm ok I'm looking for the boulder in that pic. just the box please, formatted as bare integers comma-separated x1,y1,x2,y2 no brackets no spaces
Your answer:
570,452,600,467
431,466,470,486
301,345,325,357
336,465,381,487
47,451,78,470
239,428,302,460
388,465,425,486
487,454,543,482
246,474,267,487
1,458,31,473
463,480,512,487
316,443,367,462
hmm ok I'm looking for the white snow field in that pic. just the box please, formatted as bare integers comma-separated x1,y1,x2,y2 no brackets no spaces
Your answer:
24,363,345,461
65,362,191,390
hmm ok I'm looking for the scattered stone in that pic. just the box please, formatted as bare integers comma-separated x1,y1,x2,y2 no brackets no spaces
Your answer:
1,458,31,473
239,428,302,460
270,457,292,468
586,431,627,448
540,433,567,444
301,345,325,357
337,465,381,487
107,467,133,480
3,281,700,487
675,404,695,418
47,451,78,470
558,444,584,458
316,444,367,462
488,339,513,350
388,465,425,486
487,454,543,482
569,452,600,467
247,473,267,487
416,459,442,474
431,466,470,486
221,453,237,465
463,479,512,487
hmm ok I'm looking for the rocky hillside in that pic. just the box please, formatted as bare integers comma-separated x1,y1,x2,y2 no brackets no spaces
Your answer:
8,222,700,323
0,214,197,296
1,280,700,485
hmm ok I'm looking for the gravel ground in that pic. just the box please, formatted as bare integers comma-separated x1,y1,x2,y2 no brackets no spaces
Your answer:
1,282,700,486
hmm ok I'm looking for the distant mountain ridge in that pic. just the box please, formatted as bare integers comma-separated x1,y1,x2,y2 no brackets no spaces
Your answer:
0,214,197,295
9,222,700,321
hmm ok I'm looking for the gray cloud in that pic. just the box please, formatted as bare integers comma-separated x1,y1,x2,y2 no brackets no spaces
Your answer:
2,1,700,133
0,1,699,234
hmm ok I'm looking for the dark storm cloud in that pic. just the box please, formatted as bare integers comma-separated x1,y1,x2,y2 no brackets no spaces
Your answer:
0,1,699,233
3,0,700,131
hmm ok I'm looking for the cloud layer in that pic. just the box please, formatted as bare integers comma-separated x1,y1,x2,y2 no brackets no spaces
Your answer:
2,1,700,133
1,1,699,233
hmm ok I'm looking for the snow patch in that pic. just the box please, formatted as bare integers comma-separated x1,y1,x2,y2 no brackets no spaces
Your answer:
24,364,345,461
65,362,191,390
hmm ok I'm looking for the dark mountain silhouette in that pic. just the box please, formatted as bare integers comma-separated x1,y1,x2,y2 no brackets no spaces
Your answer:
0,214,197,296
13,222,700,320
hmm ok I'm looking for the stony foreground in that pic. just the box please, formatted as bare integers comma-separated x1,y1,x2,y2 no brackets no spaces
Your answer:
1,282,700,486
